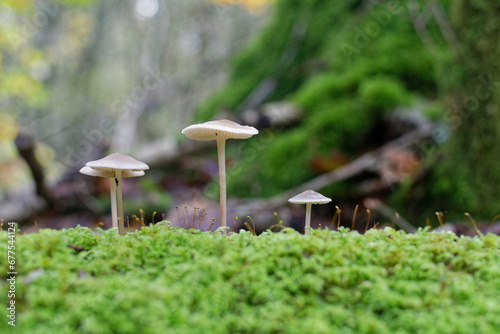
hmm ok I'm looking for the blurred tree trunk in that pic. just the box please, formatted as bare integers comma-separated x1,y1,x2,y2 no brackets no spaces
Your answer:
400,0,500,220
441,0,500,217
15,134,56,209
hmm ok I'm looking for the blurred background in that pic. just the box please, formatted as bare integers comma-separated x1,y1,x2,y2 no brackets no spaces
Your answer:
1,0,499,234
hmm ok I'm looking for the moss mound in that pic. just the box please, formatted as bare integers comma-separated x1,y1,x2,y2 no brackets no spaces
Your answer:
2,223,500,333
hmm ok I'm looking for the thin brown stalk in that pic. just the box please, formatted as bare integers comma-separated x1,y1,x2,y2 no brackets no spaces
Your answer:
435,212,444,227
247,216,257,236
364,209,371,233
192,206,198,229
352,205,359,230
391,213,399,230
336,206,342,229
274,212,282,225
426,217,433,229
140,209,146,226
487,214,500,235
465,213,483,238
207,218,216,232
199,208,206,230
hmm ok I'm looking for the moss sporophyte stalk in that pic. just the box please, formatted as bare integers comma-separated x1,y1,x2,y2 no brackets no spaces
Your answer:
1,223,499,333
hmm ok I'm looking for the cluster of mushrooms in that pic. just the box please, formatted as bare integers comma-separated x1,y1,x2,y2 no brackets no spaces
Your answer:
80,153,150,235
81,119,332,235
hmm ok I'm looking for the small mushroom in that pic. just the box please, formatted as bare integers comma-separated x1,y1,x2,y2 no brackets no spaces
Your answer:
79,166,145,231
182,119,258,233
83,153,149,235
288,190,332,234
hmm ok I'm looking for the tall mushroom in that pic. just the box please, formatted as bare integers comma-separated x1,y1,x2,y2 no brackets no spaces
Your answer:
182,120,258,233
83,153,149,235
289,190,332,234
79,166,145,232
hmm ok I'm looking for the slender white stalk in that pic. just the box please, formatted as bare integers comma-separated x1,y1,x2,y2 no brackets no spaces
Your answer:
115,170,125,236
216,138,227,234
304,203,312,234
110,178,118,230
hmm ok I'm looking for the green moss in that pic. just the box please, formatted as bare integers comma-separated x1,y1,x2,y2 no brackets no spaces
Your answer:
306,99,369,154
423,101,445,121
1,224,500,333
292,74,358,111
193,0,439,199
196,0,362,121
259,129,315,193
391,156,481,224
358,76,412,112
227,129,315,197
393,0,500,221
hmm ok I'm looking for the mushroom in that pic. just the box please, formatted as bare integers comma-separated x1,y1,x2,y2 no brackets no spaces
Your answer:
288,190,332,234
79,166,145,232
182,120,258,233
83,153,149,235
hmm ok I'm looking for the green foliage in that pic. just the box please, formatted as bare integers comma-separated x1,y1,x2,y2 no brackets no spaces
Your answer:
1,224,500,333
306,99,369,153
196,0,361,121
259,129,315,193
423,101,445,121
228,129,314,197
391,160,474,223
292,73,358,111
195,0,440,198
358,76,411,112
394,0,500,221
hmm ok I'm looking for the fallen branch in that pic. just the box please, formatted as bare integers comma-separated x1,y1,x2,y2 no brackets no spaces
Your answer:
136,106,302,168
134,139,214,168
233,124,435,217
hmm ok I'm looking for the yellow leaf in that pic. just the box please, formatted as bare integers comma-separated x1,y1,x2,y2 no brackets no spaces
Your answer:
3,0,33,11
209,0,274,13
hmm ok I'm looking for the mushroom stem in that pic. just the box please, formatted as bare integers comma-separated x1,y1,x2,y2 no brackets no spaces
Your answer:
110,178,118,230
115,170,125,236
216,137,227,234
305,203,312,234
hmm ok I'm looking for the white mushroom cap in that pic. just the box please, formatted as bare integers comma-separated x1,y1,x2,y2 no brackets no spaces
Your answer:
288,190,332,205
85,153,149,172
79,166,145,178
181,119,258,141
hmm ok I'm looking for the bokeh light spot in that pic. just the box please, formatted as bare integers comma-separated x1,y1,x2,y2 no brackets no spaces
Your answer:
135,0,159,19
